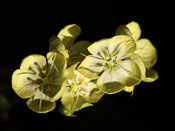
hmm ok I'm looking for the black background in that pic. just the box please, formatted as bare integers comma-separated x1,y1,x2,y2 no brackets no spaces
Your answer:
0,1,172,131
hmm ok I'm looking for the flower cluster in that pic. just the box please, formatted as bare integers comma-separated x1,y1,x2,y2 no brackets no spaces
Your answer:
12,22,158,116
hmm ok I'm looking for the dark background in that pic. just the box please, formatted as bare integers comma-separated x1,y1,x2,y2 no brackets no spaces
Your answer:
0,1,172,131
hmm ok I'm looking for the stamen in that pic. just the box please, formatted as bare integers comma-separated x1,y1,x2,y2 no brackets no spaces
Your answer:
104,67,108,72
111,52,115,56
83,93,86,98
113,68,117,72
67,61,72,66
49,76,53,82
119,59,122,63
35,84,39,88
46,87,51,91
72,94,77,97
66,50,69,53
42,69,46,74
72,51,77,54
85,82,88,86
78,78,83,83
34,73,39,77
71,84,74,89
103,57,107,61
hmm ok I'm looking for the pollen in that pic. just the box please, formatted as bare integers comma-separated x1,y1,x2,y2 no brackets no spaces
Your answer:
119,59,122,63
71,84,74,89
35,84,39,89
83,93,86,98
111,52,115,56
72,51,77,54
42,69,46,74
66,50,69,53
72,94,77,97
85,82,88,86
104,67,108,72
49,76,53,82
34,73,39,77
136,47,138,51
103,57,107,61
46,87,51,91
113,68,117,72
78,78,83,83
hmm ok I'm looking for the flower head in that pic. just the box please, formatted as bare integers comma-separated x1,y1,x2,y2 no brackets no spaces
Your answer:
60,63,104,116
49,24,91,67
12,52,66,113
115,21,158,82
79,35,146,94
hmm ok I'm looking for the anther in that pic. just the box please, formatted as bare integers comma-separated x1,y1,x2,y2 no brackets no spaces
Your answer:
46,87,51,91
78,78,83,83
66,50,69,53
42,69,46,74
136,48,138,51
104,67,108,72
72,94,77,97
85,82,88,86
34,73,39,77
35,84,39,88
103,58,107,61
72,51,77,54
111,52,115,56
119,59,122,63
113,68,117,72
71,84,74,89
49,76,53,82
83,93,86,98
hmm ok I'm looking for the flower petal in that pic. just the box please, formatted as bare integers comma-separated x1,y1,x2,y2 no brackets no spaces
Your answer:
123,86,134,93
126,21,141,41
97,70,125,94
69,40,91,64
78,56,105,75
117,59,141,86
26,98,56,114
136,38,157,68
49,36,69,58
130,54,146,80
61,91,92,114
12,69,36,98
20,54,46,73
86,87,104,103
88,35,136,59
143,69,158,82
115,24,132,36
57,24,81,50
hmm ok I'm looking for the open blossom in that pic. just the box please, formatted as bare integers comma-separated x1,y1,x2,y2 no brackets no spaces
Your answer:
79,35,146,94
49,24,91,66
12,52,66,113
60,64,103,116
116,21,158,82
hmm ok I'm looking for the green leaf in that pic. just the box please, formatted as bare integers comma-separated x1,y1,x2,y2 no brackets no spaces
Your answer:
143,68,158,82
126,21,142,41
57,24,81,50
12,69,36,98
136,38,157,68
